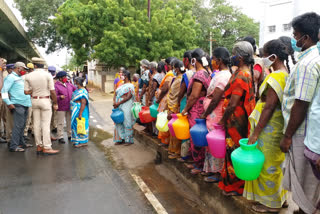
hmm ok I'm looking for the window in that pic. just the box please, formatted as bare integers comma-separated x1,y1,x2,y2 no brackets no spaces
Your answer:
268,25,276,33
283,24,291,31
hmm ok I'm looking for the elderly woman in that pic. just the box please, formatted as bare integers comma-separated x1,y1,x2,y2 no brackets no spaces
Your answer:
71,77,90,148
181,48,212,174
217,41,256,196
243,39,289,212
113,70,135,145
55,71,76,144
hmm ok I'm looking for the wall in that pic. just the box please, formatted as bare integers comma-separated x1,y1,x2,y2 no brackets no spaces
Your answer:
88,60,137,93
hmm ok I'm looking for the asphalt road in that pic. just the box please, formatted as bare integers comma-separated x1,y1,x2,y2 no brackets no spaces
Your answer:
0,109,153,214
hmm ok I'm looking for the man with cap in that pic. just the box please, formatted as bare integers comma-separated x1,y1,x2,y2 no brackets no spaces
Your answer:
55,71,76,144
27,63,34,72
24,57,59,155
1,62,32,152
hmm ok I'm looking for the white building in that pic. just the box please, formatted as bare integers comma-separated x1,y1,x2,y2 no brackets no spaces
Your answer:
259,0,320,46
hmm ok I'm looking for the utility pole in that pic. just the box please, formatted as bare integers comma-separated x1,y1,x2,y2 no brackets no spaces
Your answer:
148,0,151,22
209,32,213,57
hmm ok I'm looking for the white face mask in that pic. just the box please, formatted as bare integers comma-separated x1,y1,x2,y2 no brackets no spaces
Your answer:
262,54,276,69
140,66,145,72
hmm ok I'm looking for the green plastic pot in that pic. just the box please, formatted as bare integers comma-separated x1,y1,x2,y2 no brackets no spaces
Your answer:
149,101,159,118
231,138,265,181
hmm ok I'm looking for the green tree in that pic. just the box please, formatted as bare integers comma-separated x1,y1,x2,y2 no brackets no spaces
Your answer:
193,0,259,52
54,0,200,67
14,0,68,53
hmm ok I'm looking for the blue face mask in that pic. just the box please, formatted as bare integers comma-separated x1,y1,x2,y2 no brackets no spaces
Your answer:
291,38,302,52
173,69,177,76
317,41,320,54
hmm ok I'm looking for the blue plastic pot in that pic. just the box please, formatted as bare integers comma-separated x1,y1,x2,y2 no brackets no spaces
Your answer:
190,119,208,147
111,108,124,124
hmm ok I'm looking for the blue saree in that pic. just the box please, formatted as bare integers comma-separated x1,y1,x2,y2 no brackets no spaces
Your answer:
113,83,135,144
71,88,90,145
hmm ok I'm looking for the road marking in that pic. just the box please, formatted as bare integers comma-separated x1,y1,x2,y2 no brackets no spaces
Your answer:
96,124,102,129
130,173,168,214
92,119,97,123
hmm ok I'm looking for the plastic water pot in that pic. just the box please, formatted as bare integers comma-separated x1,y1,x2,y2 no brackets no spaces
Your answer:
149,101,159,118
168,114,178,137
110,108,124,124
206,123,226,158
172,113,190,140
131,102,142,119
139,106,155,123
190,119,208,147
156,111,169,132
231,138,265,181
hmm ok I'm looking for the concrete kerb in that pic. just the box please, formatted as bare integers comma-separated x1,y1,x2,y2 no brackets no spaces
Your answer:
133,125,261,214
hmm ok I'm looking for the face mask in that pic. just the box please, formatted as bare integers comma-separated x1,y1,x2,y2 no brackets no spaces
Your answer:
211,59,219,71
173,69,177,76
191,58,196,67
291,35,305,52
140,66,145,72
20,70,26,76
231,55,240,67
62,77,68,83
317,41,320,54
262,54,276,69
121,75,125,80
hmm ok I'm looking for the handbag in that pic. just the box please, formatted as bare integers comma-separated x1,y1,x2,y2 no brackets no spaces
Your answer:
77,117,87,135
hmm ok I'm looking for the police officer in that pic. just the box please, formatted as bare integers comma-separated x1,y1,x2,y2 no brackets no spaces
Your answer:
23,63,35,141
48,65,58,135
24,57,59,155
0,59,7,143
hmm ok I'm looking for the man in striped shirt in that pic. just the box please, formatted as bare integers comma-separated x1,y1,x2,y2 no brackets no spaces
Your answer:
280,12,320,214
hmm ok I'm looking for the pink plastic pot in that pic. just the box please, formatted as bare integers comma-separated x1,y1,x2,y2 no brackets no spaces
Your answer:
206,123,226,158
168,114,178,137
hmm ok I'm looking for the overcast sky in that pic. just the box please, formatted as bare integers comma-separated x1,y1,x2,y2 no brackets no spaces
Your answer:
5,0,264,69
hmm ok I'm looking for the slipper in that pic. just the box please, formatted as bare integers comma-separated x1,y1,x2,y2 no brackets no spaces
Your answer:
222,191,241,196
251,205,280,213
204,176,220,183
201,172,214,176
168,154,178,159
185,163,197,169
191,168,202,175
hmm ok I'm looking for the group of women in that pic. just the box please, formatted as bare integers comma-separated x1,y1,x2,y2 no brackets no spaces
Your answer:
112,36,297,213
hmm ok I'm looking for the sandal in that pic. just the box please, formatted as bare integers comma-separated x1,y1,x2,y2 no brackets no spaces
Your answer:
204,175,220,183
10,147,25,152
251,204,280,213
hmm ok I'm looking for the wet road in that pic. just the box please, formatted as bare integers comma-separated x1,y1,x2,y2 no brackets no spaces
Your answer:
0,131,152,213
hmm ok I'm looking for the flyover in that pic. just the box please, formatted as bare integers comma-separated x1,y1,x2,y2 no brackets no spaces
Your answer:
0,0,41,63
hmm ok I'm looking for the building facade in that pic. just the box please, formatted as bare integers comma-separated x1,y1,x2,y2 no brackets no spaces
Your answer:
259,0,320,46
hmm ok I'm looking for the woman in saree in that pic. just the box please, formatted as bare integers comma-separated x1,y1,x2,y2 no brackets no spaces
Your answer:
218,41,256,196
177,50,195,162
181,48,212,174
167,60,185,159
243,39,289,213
113,70,136,146
149,61,165,105
71,77,90,148
200,47,232,182
156,57,176,145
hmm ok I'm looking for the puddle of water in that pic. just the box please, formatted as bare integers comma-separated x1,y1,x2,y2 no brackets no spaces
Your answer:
89,127,124,170
137,164,205,214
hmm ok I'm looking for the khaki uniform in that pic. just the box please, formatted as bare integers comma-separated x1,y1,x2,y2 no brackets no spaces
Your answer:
24,107,33,136
24,68,55,149
0,70,9,138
